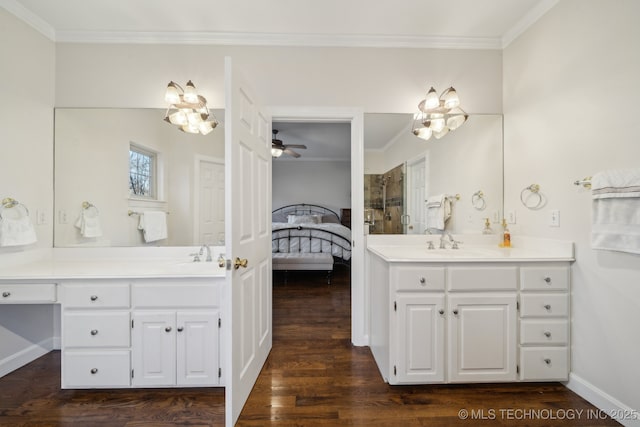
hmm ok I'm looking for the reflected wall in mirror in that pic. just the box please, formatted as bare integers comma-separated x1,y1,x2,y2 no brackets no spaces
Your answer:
364,114,503,235
54,108,225,247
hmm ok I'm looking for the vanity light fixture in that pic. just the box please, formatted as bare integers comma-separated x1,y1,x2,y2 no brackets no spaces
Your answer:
412,86,468,141
163,80,218,135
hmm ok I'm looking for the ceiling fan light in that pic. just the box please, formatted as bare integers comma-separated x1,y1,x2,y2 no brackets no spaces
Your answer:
423,87,440,110
184,80,199,104
165,81,181,104
271,147,283,157
441,87,460,109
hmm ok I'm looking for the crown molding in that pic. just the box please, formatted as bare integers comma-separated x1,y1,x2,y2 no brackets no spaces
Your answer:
0,0,55,40
502,0,559,48
54,30,502,50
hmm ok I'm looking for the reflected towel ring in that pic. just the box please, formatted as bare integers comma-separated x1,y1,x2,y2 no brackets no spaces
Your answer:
471,190,486,211
0,197,30,220
520,184,544,210
82,201,99,214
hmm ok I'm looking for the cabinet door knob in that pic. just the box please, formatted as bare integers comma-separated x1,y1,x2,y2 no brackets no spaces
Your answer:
453,309,459,315
544,358,551,365
544,277,552,283
177,327,184,332
544,331,552,338
90,329,98,336
91,368,98,374
165,326,172,332
90,295,98,301
544,304,551,310
438,309,444,315
2,292,10,298
419,277,426,284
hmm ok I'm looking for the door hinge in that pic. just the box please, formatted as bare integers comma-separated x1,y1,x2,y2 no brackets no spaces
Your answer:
218,367,222,378
218,318,221,328
394,365,397,376
516,365,519,374
516,301,520,311
131,369,134,378
131,319,134,328
394,301,397,311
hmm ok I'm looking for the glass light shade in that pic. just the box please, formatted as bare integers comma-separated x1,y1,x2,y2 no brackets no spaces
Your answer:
442,87,460,109
181,123,200,134
168,110,187,125
434,127,450,139
271,147,284,157
413,126,433,141
446,109,468,130
184,80,199,104
430,116,446,133
187,111,204,125
199,120,217,135
165,82,181,104
423,87,440,110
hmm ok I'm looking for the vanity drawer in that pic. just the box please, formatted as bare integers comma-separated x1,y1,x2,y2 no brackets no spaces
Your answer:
132,283,219,308
520,266,569,291
520,319,568,345
393,266,445,291
63,312,130,348
63,350,130,388
519,347,568,381
62,283,130,308
520,294,569,317
0,284,56,303
447,266,517,291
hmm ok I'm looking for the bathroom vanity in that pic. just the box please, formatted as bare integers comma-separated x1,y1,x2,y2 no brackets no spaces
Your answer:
0,247,226,389
367,235,573,385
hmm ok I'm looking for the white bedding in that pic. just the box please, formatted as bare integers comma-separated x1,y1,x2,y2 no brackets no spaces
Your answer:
272,222,352,261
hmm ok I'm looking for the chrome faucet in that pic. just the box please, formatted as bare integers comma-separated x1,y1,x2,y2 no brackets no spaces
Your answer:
440,233,462,249
199,244,213,262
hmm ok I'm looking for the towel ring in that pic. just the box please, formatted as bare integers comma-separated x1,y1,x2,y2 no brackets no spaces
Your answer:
82,201,99,214
471,191,486,211
520,184,544,210
0,198,30,220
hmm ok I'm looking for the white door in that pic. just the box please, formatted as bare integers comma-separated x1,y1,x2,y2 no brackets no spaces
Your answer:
176,311,219,385
131,312,175,386
448,294,517,383
394,293,445,384
196,158,225,245
406,156,426,234
224,57,273,426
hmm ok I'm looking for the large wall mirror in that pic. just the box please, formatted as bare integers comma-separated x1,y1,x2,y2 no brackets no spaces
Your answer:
364,114,503,235
54,108,225,247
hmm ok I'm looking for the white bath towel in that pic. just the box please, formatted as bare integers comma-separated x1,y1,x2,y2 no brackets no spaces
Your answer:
425,194,451,231
591,168,640,255
0,216,38,247
74,209,103,238
138,211,168,243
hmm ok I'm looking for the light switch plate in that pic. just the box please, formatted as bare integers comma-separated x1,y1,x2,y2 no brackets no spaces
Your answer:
507,210,516,224
549,210,560,227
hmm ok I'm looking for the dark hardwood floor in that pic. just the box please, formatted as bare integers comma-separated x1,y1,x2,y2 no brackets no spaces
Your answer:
0,265,619,426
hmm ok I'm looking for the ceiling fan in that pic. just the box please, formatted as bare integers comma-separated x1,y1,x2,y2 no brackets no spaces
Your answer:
272,129,307,158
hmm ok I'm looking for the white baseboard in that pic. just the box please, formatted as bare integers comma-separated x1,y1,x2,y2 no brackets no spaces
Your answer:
0,338,55,378
566,373,640,427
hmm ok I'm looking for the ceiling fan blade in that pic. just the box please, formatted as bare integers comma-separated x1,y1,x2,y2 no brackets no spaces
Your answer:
284,148,301,158
284,144,307,149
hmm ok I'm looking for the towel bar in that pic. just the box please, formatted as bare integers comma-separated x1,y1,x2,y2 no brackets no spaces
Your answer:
573,177,592,189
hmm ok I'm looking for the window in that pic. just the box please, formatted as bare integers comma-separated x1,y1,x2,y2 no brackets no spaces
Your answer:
129,144,157,199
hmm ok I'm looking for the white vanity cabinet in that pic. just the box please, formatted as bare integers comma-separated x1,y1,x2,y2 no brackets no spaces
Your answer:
369,252,571,386
131,281,220,387
0,283,57,303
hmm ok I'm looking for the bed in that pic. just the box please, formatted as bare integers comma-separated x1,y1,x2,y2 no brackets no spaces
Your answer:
272,204,352,266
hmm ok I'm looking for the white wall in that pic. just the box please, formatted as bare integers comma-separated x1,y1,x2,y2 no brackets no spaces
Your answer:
503,0,640,420
0,8,56,369
272,160,351,216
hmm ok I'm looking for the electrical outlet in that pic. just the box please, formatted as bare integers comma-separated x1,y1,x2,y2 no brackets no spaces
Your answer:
59,210,68,224
36,210,47,225
549,210,560,227
491,210,500,223
507,210,517,224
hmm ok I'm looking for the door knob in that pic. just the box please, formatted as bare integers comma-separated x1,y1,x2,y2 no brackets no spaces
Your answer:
234,257,248,269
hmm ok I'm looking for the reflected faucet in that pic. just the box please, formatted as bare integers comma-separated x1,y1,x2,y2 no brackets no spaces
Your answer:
199,244,212,262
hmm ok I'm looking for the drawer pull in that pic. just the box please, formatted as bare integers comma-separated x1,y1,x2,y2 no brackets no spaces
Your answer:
544,277,552,284
2,292,10,298
544,358,551,365
438,309,444,315
165,326,172,332
544,304,551,310
419,277,426,284
91,368,98,374
452,309,459,315
90,295,98,301
90,329,98,336
544,331,552,338
177,326,184,332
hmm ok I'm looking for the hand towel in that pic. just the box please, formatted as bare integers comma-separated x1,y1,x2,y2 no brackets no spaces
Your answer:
591,168,640,255
138,211,168,243
0,216,38,246
425,194,451,231
74,209,103,238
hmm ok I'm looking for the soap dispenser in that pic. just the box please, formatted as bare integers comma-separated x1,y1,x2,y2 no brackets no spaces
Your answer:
482,218,493,234
501,219,511,248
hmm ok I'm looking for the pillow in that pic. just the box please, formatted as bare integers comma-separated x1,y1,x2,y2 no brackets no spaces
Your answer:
321,214,340,224
272,212,288,223
287,214,320,224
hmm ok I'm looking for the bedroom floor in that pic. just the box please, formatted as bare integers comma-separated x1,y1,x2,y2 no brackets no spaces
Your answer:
0,265,619,426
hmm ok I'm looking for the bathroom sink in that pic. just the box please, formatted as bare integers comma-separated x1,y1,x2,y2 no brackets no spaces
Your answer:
171,261,226,275
368,245,508,261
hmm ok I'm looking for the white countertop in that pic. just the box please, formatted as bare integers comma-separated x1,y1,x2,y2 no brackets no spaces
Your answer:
0,247,227,280
366,235,574,263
